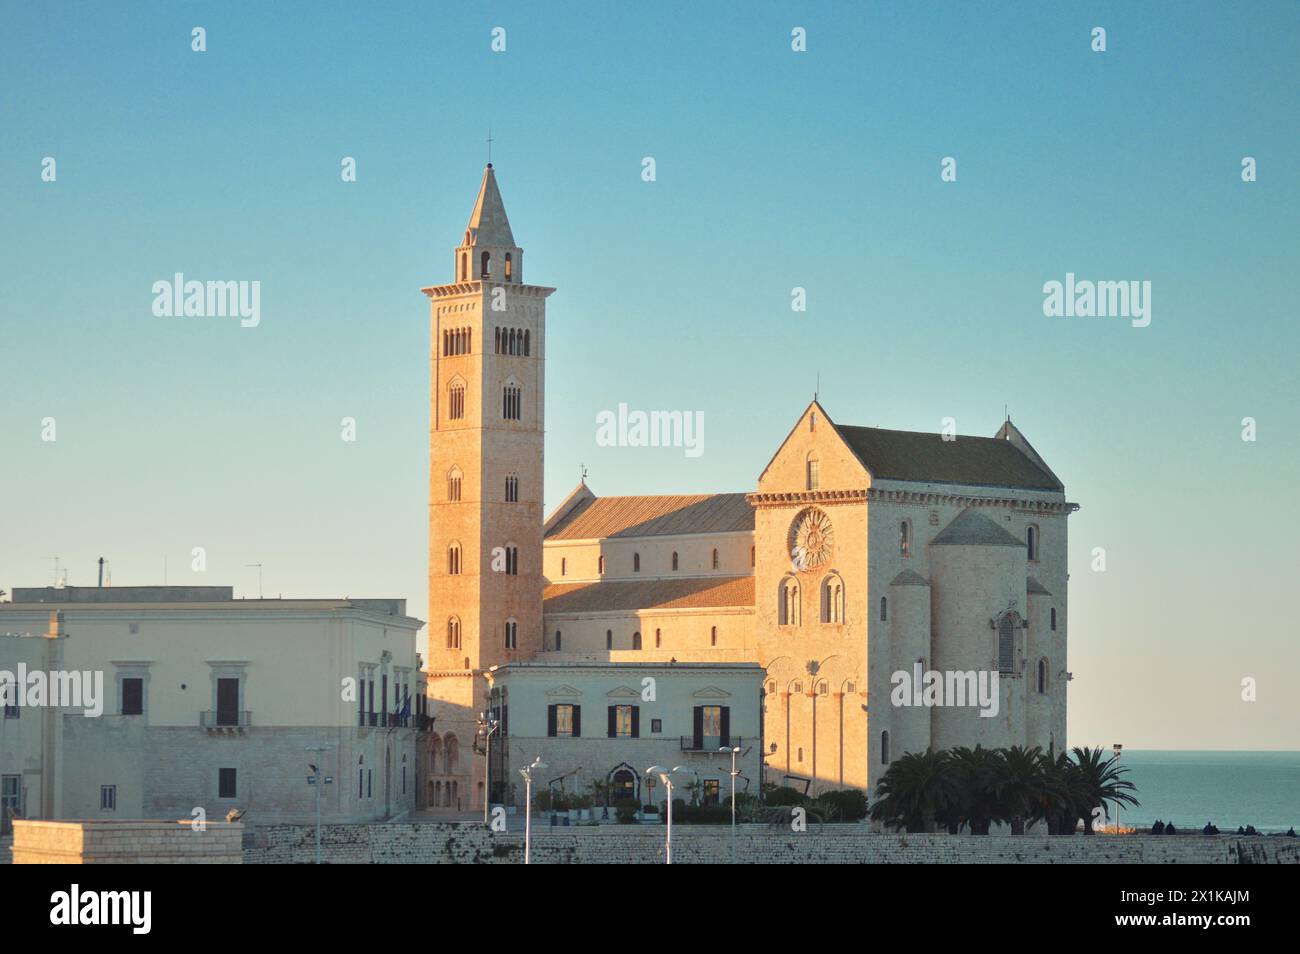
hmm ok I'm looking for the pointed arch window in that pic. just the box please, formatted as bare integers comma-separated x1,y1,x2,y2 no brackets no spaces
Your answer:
997,613,1018,673
480,250,491,279
632,632,642,651
1027,525,1039,562
879,596,888,622
655,628,661,648
448,381,465,421
504,545,519,575
605,629,613,650
1037,658,1049,694
633,552,640,572
900,520,911,557
447,467,462,502
710,626,718,647
505,618,517,650
504,252,513,281
446,617,461,650
505,473,519,502
447,542,462,575
554,630,562,651
671,551,679,571
503,383,522,420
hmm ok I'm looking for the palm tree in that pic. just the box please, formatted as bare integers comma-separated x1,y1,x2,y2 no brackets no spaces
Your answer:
947,746,1003,835
1071,746,1139,834
992,745,1045,835
1035,750,1090,834
869,749,958,833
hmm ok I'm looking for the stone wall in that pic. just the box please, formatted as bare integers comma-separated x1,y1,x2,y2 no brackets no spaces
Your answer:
243,821,1300,865
12,820,243,864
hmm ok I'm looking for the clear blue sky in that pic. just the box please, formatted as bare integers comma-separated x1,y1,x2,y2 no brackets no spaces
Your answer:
2,2,1297,749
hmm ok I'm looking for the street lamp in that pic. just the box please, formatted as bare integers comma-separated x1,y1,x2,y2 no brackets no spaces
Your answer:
306,744,335,865
477,711,500,825
720,745,742,863
646,764,687,864
1112,743,1123,834
518,757,546,865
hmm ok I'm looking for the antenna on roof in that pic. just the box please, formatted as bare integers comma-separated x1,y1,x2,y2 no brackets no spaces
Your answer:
580,463,588,485
815,372,820,402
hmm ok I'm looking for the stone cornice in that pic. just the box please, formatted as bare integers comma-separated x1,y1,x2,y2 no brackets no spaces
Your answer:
746,488,1079,515
422,281,556,300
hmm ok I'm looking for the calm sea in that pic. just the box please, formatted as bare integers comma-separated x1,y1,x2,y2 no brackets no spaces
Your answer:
1111,751,1300,833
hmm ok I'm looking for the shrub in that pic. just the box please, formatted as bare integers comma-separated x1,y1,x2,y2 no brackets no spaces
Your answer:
765,786,809,807
613,798,638,824
813,789,869,822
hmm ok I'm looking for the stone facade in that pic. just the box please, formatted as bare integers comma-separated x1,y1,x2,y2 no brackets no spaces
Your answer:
12,819,242,864
242,822,1300,865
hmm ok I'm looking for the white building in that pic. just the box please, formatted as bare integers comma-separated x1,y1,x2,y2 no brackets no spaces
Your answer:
0,585,427,828
483,661,763,813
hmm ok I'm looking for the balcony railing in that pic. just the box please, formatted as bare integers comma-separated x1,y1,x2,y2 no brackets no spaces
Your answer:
680,736,744,752
201,710,251,729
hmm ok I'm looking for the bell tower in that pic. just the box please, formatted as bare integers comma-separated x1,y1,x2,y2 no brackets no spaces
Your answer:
422,164,554,811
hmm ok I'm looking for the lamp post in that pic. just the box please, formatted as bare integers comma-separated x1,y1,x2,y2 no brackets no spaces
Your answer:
720,745,742,863
306,744,335,865
647,765,687,864
518,757,546,865
477,711,500,825
1112,743,1123,834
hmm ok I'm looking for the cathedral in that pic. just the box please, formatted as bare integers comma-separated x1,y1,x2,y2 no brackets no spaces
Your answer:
422,165,1075,811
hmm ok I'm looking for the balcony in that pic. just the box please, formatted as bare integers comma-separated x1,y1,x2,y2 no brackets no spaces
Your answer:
680,736,745,753
201,710,251,733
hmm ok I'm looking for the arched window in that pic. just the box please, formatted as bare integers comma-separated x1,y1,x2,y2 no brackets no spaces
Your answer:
605,629,613,650
881,730,891,765
494,327,502,353
460,252,467,281
1027,525,1039,562
806,455,820,491
712,548,719,570
879,596,888,622
1050,607,1057,631
502,383,521,420
671,551,679,571
655,629,661,648
633,552,640,572
997,613,1017,673
508,328,516,354
1037,658,1049,694
505,474,519,502
505,545,519,575
632,631,642,650
523,329,530,356
504,252,512,281
447,617,461,649
780,578,800,626
710,626,717,647
445,735,459,774
899,520,911,557
447,542,461,575
447,467,462,501
480,250,490,278
505,619,517,650
810,412,817,431
560,558,567,577
598,555,605,575
554,630,562,651
821,575,844,624
750,545,755,568
448,381,465,420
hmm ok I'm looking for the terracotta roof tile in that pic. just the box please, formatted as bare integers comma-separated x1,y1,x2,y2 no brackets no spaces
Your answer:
544,493,754,541
543,576,755,613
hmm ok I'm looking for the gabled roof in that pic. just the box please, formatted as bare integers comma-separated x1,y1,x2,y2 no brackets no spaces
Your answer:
464,164,515,247
837,424,1061,491
543,576,755,614
544,493,754,541
930,508,1027,548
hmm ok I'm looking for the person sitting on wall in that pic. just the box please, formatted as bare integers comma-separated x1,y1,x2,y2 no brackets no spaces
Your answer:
1150,820,1165,834
1244,824,1258,835
1165,822,1177,835
1286,827,1296,838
